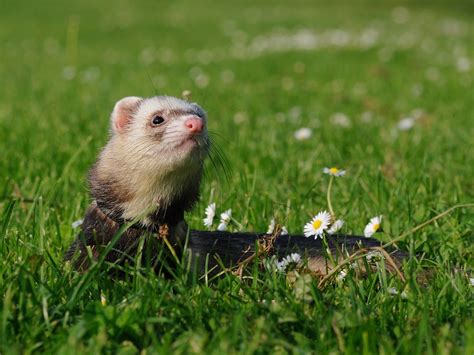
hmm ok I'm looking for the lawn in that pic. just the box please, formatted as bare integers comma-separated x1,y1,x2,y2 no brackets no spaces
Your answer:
1,0,473,353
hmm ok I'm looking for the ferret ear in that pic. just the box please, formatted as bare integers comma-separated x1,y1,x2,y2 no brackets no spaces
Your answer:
111,96,143,134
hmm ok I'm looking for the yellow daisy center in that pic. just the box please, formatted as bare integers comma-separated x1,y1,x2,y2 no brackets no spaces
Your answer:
329,167,339,174
312,220,322,229
373,223,380,232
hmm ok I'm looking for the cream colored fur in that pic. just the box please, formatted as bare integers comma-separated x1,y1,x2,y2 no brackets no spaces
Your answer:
96,96,208,225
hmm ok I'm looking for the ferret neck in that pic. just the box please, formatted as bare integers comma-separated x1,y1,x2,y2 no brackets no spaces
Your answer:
92,193,186,229
89,138,203,228
92,201,155,232
89,169,196,228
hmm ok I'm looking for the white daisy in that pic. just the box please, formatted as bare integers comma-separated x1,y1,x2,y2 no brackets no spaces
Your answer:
294,127,312,141
220,209,232,223
387,287,399,295
275,260,286,273
285,253,301,264
267,218,276,234
364,215,383,238
217,222,227,231
217,209,232,231
203,202,216,228
304,211,332,239
280,226,289,235
336,269,347,281
323,167,346,177
330,113,352,127
456,57,471,72
469,278,474,287
274,253,301,273
397,117,415,131
327,219,344,235
366,250,384,261
387,287,407,299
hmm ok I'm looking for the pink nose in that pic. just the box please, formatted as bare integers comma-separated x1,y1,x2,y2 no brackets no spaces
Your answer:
184,116,204,134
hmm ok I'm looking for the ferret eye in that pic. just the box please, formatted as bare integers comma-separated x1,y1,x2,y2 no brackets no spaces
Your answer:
152,115,165,126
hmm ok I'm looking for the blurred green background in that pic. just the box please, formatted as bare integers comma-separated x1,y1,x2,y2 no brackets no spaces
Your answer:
2,0,473,233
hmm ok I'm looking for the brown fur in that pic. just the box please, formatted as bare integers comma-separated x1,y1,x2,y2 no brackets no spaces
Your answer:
64,203,187,272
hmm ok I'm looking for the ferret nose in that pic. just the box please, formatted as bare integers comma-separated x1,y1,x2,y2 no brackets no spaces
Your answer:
184,116,204,134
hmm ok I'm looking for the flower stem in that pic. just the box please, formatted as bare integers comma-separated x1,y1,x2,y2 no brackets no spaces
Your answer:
327,176,335,218
382,203,474,248
322,234,336,266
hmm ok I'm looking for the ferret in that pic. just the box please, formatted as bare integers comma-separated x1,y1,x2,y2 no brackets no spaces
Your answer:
89,96,208,228
65,96,405,277
65,95,208,270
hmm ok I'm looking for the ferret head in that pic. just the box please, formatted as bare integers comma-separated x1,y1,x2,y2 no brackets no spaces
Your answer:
111,95,208,160
90,96,209,226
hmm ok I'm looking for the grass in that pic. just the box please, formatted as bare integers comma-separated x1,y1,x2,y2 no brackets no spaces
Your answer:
1,0,473,353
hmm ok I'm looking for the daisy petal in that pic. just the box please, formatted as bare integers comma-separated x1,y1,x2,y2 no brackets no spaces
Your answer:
328,219,344,235
323,167,346,177
304,211,332,239
364,215,383,238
